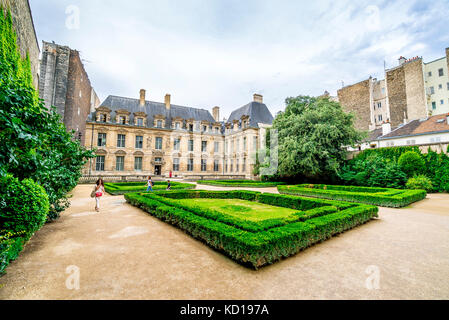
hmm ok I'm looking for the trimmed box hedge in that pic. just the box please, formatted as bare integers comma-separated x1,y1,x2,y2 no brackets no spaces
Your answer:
197,180,286,188
104,181,196,195
125,190,378,269
278,184,427,208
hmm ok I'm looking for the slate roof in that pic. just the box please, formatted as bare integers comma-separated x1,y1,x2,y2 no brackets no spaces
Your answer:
88,95,215,129
226,102,274,128
379,114,449,140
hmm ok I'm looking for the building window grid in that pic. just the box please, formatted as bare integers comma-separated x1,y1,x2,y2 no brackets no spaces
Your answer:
117,134,126,148
202,141,207,152
98,133,107,147
116,156,125,171
134,157,142,171
95,156,105,171
188,140,194,152
174,139,181,151
155,137,163,150
201,159,207,172
187,159,194,172
214,160,219,172
135,136,143,149
173,158,180,171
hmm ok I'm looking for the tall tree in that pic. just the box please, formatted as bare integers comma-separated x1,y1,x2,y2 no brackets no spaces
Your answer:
271,95,365,179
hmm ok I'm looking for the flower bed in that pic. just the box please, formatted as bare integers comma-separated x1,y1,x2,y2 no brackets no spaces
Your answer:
125,190,378,269
278,184,427,208
104,181,196,195
196,180,286,188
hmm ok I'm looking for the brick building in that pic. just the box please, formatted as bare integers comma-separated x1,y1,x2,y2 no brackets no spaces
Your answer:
1,0,40,87
39,41,100,144
84,91,274,179
338,47,449,132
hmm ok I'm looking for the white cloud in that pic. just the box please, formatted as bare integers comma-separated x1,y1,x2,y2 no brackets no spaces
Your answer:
29,0,449,116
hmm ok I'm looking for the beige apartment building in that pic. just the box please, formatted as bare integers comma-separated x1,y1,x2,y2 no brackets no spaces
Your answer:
83,90,274,179
424,49,449,116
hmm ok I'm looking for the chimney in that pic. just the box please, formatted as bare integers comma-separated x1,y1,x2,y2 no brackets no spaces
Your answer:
253,94,263,103
212,106,220,122
165,94,171,111
139,89,146,107
398,56,407,66
382,120,391,136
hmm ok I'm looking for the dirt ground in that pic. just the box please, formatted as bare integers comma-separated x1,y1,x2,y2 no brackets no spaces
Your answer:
0,184,448,300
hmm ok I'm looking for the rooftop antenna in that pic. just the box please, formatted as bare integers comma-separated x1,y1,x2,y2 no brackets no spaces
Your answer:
341,80,345,88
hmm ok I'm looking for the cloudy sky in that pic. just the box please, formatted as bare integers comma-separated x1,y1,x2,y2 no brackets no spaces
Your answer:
29,0,449,118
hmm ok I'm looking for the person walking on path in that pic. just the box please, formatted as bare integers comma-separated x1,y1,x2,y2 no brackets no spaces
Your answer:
94,178,105,212
147,176,153,192
166,180,171,191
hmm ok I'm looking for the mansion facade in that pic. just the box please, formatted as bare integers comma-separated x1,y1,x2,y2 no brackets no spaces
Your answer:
83,90,274,179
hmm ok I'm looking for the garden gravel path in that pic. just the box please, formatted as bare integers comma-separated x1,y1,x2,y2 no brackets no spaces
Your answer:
1,185,448,300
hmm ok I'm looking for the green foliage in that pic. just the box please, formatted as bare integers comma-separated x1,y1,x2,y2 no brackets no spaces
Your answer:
0,175,49,238
278,184,427,208
339,154,407,188
125,190,377,269
398,151,426,178
104,181,196,195
270,96,365,179
406,175,433,192
355,146,419,163
0,8,94,220
197,180,286,188
0,230,25,275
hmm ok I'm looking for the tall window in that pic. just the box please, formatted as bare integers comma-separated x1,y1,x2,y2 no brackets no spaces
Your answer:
135,136,143,149
225,160,228,173
231,160,234,172
188,140,194,152
116,156,124,171
430,87,435,95
243,158,246,172
214,160,219,172
95,156,105,171
439,68,444,77
243,137,247,152
214,142,219,153
253,136,258,151
117,134,126,148
447,82,449,90
155,137,163,150
137,118,144,127
98,133,107,147
189,124,194,132
157,120,163,128
236,139,240,152
134,157,142,171
173,158,180,171
187,159,194,172
100,114,107,122
202,141,207,152
203,126,207,133
201,159,207,172
174,139,181,151
432,102,436,110
377,102,382,109
236,159,239,172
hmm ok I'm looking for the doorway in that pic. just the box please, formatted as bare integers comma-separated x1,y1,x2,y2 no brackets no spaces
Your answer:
155,165,161,176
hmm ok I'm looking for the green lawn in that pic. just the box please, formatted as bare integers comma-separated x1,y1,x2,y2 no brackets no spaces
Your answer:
105,181,195,195
174,198,297,222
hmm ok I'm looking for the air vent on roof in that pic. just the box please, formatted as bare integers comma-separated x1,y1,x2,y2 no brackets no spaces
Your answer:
437,119,445,123
419,118,428,122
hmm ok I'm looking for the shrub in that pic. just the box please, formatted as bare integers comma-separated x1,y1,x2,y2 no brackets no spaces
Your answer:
124,190,378,269
0,175,50,238
197,180,285,188
406,175,433,192
398,151,426,178
0,230,25,275
278,184,427,208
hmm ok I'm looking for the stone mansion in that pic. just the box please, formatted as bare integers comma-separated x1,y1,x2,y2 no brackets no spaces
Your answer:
83,90,274,179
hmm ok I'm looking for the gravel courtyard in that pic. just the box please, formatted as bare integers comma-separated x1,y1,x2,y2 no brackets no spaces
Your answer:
1,184,448,300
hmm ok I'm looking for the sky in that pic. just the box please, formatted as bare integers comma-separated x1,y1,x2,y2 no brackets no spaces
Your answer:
29,0,449,118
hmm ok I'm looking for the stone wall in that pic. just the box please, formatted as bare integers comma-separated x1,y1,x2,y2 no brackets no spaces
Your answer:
337,79,371,131
64,50,93,145
386,66,407,127
403,59,427,121
1,0,40,88
39,41,71,118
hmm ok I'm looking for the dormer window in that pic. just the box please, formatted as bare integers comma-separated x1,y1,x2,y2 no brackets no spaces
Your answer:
137,118,143,127
215,127,219,134
157,120,163,128
203,126,207,132
120,116,126,125
100,114,107,122
175,122,180,130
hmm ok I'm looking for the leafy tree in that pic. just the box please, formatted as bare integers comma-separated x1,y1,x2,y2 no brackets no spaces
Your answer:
398,151,425,178
0,8,94,220
271,96,365,179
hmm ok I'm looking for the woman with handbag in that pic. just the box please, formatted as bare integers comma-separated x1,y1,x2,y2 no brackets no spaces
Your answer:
93,178,105,212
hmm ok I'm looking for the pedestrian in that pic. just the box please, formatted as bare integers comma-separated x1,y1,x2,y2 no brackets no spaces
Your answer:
147,176,153,192
166,180,171,191
93,178,105,212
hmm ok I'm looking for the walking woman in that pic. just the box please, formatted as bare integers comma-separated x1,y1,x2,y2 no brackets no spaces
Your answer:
147,176,153,192
94,178,105,212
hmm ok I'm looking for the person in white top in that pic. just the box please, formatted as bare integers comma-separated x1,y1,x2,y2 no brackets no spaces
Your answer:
94,178,105,212
146,176,153,192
